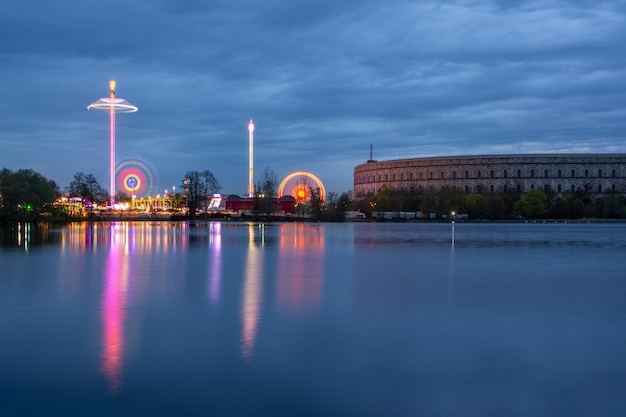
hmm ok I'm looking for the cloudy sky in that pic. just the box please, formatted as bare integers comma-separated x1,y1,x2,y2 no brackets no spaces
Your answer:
1,0,625,196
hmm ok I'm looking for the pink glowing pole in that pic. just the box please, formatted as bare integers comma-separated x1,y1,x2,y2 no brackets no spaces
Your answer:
248,119,255,198
88,80,138,206
109,82,116,206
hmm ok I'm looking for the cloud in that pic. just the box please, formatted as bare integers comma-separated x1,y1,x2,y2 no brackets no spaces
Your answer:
1,0,625,194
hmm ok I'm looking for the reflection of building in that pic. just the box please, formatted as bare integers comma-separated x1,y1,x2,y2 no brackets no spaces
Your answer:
222,195,296,216
354,154,626,199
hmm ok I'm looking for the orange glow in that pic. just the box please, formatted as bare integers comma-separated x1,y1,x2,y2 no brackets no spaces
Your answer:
277,171,326,202
276,224,324,316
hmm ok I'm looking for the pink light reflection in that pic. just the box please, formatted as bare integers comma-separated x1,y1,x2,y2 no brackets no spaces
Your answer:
100,226,130,394
208,222,222,309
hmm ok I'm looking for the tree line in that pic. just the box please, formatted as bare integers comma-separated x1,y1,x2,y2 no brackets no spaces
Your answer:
351,186,626,220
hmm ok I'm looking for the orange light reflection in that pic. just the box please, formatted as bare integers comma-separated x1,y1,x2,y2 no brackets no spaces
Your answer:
276,223,324,316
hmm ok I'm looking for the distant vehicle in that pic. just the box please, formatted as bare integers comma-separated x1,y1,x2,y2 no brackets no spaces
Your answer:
345,211,366,219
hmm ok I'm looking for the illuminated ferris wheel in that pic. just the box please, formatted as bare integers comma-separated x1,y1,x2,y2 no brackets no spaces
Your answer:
277,171,326,204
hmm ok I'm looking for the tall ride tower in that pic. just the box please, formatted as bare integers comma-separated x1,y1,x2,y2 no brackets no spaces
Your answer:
88,80,138,205
248,119,255,198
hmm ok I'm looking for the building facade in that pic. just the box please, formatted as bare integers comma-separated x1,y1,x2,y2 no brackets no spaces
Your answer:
354,154,626,199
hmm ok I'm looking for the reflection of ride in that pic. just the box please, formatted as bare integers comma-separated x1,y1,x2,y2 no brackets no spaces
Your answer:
277,171,326,204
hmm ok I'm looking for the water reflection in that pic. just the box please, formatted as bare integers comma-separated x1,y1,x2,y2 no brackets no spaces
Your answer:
208,222,222,309
101,224,130,394
0,223,58,250
276,223,325,316
241,224,263,360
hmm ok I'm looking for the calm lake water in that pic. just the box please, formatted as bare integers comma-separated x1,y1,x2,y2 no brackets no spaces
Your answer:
1,221,625,416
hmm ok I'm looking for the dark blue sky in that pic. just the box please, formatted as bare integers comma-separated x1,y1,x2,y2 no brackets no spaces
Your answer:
1,0,625,195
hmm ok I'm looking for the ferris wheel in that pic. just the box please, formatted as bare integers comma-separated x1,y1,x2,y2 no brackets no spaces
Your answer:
277,171,326,204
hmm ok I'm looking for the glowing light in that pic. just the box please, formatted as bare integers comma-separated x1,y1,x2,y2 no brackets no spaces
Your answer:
278,171,326,202
115,157,158,199
88,81,138,206
248,119,255,198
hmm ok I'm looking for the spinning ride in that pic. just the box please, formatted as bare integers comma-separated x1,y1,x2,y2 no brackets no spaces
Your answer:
277,171,326,204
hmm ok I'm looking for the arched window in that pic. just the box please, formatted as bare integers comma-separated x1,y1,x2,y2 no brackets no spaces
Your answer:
557,184,562,193
612,184,616,191
477,170,482,179
598,169,602,178
503,184,508,193
452,171,457,179
530,169,535,178
465,170,469,179
584,169,589,178
557,169,562,178
531,184,535,190
503,169,508,178
464,185,469,193
571,169,575,177
544,169,548,178
612,169,616,178
598,184,602,193
571,184,575,192
490,184,494,193
490,170,494,178
517,169,522,178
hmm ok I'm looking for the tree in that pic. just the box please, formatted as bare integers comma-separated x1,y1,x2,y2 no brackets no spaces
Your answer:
67,172,109,207
183,170,221,219
255,167,279,215
466,194,487,219
550,198,570,219
308,185,323,221
513,189,548,219
486,194,506,219
0,168,59,223
439,186,465,216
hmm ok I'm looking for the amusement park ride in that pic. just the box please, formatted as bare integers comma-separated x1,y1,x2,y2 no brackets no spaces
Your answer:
86,81,325,214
